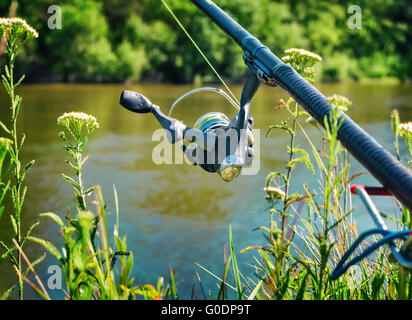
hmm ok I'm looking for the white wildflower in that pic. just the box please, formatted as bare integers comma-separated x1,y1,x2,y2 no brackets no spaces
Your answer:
264,186,285,201
0,137,13,146
58,112,99,141
0,17,38,39
284,48,322,62
399,122,412,141
327,94,352,112
282,48,322,82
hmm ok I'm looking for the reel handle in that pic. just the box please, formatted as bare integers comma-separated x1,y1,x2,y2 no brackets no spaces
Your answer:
120,90,153,113
119,90,217,150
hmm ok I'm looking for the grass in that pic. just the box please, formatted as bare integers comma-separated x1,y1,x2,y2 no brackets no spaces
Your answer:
0,18,41,300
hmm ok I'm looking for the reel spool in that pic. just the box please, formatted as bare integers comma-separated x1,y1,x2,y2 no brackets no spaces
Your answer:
168,88,254,182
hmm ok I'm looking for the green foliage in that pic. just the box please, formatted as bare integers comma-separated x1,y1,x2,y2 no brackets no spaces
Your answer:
58,111,99,210
320,53,360,82
32,189,139,300
28,116,139,299
1,0,410,83
0,138,12,220
45,0,117,82
0,17,39,300
233,47,412,300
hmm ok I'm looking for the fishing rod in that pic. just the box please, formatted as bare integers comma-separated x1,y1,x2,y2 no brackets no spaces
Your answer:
190,0,412,211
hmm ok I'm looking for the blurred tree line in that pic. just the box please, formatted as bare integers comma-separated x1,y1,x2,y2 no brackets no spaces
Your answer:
0,0,411,83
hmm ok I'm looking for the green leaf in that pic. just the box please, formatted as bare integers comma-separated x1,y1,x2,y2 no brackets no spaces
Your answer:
325,164,349,201
10,215,18,236
22,252,46,278
266,124,294,137
326,209,354,233
276,268,291,299
1,285,16,300
0,121,11,135
28,236,62,261
21,220,40,246
259,249,275,275
288,156,314,174
96,186,108,239
0,241,18,266
217,255,232,300
0,247,16,264
0,180,11,204
23,159,34,174
1,75,12,95
12,95,22,122
20,186,27,211
311,146,326,175
11,186,20,221
18,132,26,151
82,186,96,196
134,284,160,300
285,193,307,208
4,65,10,79
39,212,64,229
14,74,25,88
295,272,309,300
301,218,315,235
169,266,178,300
114,185,120,236
391,109,400,136
61,174,81,190
123,252,134,285
265,171,288,187
73,188,86,210
229,225,242,300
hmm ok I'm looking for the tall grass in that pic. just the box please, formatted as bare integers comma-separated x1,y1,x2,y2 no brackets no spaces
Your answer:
0,18,41,300
192,49,412,301
26,112,139,299
233,49,412,300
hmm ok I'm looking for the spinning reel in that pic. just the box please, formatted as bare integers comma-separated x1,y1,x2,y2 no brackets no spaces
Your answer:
119,72,260,182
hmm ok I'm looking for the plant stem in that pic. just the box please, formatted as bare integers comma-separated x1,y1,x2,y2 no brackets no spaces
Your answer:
6,42,23,300
282,103,298,234
76,151,86,210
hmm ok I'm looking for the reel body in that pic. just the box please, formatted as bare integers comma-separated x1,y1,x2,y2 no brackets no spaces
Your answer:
119,72,260,182
185,111,254,181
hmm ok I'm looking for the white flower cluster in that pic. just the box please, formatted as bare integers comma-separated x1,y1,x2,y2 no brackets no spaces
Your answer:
0,137,13,146
58,112,100,131
399,122,412,141
0,17,38,39
283,48,322,62
264,186,285,201
282,48,322,82
327,94,352,113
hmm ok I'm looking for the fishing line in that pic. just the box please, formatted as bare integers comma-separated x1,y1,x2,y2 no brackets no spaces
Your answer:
160,0,240,105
